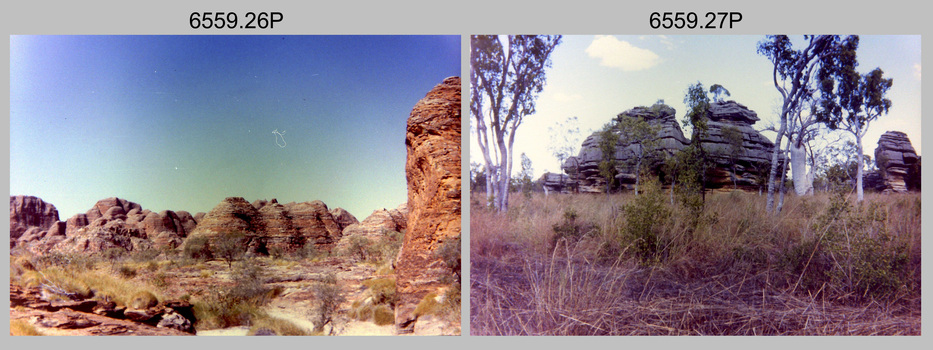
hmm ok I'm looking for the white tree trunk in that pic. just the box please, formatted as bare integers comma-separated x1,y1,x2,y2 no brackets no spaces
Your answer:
856,132,865,202
789,141,813,196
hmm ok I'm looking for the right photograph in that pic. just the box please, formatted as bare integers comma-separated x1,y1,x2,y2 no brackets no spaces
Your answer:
469,35,921,335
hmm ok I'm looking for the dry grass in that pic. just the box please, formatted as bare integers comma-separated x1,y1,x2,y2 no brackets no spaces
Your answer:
471,190,920,335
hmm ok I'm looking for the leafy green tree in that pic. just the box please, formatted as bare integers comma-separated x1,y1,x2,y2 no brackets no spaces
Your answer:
815,64,893,202
471,35,562,211
757,35,858,213
709,84,731,102
597,123,620,194
214,231,247,268
614,114,661,195
721,125,745,189
682,82,712,202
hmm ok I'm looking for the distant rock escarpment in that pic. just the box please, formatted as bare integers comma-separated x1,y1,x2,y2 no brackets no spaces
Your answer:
560,101,781,193
395,76,461,333
11,196,202,254
10,195,61,248
186,197,356,253
872,131,920,193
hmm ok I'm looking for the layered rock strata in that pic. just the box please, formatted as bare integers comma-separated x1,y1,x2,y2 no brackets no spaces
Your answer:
562,101,781,192
873,131,920,193
395,76,461,333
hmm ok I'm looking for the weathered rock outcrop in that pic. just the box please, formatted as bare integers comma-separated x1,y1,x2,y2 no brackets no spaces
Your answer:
10,284,196,335
187,197,354,253
336,204,407,252
696,101,780,190
10,195,60,243
537,172,573,193
12,196,198,254
395,76,461,333
874,131,920,193
562,101,781,192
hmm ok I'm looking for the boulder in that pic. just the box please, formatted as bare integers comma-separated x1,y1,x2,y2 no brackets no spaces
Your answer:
537,172,573,194
395,77,461,333
874,131,919,193
65,213,89,237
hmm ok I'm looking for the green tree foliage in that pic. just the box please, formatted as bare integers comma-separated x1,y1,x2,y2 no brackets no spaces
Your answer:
721,125,745,189
213,231,247,268
682,82,712,202
709,84,731,102
471,35,562,211
597,123,620,193
815,56,893,201
757,35,858,213
614,114,661,195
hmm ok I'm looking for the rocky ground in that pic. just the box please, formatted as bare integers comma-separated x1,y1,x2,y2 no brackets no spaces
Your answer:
10,253,460,336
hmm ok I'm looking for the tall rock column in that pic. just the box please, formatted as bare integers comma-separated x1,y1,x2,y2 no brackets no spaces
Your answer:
395,76,461,333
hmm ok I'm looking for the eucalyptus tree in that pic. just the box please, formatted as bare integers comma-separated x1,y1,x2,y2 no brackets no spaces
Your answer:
757,35,858,213
471,35,562,211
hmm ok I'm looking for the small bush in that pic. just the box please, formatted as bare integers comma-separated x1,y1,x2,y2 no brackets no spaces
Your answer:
116,265,137,279
436,235,461,284
362,278,398,307
372,305,395,326
183,234,212,261
10,319,44,336
621,178,671,264
413,292,440,317
129,291,159,309
312,273,345,334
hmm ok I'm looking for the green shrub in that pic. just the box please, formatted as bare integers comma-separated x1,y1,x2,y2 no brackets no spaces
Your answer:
362,278,398,307
183,234,212,261
436,235,461,284
621,178,671,264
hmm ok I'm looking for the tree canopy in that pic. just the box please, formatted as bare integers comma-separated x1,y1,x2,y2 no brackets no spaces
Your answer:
471,35,562,211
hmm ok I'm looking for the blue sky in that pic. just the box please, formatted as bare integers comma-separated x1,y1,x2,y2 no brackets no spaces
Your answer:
471,35,921,179
10,35,460,219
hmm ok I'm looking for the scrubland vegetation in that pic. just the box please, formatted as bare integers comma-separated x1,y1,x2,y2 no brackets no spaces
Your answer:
470,184,920,335
9,227,464,336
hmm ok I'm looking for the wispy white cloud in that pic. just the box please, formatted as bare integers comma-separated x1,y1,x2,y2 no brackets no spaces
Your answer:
586,35,660,71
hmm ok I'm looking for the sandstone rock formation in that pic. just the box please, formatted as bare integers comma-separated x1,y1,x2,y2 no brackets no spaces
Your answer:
10,195,60,243
336,203,407,252
187,197,355,253
395,76,461,333
563,103,688,193
561,101,781,192
537,172,573,193
12,196,198,254
696,101,780,190
873,131,920,193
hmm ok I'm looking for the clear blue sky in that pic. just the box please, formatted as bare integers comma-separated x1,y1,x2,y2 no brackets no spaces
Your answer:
10,35,460,219
471,35,921,179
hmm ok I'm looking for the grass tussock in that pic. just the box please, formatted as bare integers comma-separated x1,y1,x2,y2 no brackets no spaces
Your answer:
10,320,45,336
471,189,920,335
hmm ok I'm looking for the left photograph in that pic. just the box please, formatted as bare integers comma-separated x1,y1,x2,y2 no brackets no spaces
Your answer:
9,35,461,336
